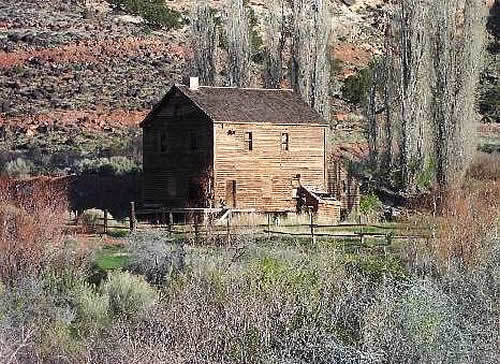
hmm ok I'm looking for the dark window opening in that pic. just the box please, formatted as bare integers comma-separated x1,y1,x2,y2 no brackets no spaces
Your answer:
168,177,176,197
160,130,168,152
190,132,198,150
281,132,289,151
245,132,253,151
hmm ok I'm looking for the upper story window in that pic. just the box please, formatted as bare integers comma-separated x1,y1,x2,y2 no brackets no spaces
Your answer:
160,130,168,152
245,132,253,151
190,132,198,150
281,132,289,151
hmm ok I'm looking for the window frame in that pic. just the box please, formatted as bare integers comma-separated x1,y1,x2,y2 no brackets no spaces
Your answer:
245,131,253,151
281,132,289,151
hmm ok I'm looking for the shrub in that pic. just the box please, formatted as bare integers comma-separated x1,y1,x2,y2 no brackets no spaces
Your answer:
0,178,68,284
359,192,382,220
73,156,142,176
362,280,462,363
110,0,182,29
342,67,373,105
126,232,185,285
1,158,33,178
467,152,500,181
102,271,157,319
78,209,102,234
73,283,110,333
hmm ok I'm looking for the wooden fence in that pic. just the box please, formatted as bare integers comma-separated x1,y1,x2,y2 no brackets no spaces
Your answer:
80,203,430,246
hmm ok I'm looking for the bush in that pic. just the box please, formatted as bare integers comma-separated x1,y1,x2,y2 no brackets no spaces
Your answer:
110,0,182,29
78,209,103,234
74,283,110,333
0,178,68,284
73,156,142,176
359,193,382,219
126,232,185,285
102,271,157,319
342,67,373,105
1,158,33,178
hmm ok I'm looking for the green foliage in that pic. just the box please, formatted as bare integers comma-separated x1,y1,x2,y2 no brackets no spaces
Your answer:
102,271,157,319
247,5,264,63
110,0,182,29
479,83,500,123
74,156,142,176
342,66,374,105
74,283,110,332
359,193,382,216
344,254,408,282
416,159,436,190
1,157,33,178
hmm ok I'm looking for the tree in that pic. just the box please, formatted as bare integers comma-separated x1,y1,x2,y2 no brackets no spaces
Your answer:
367,0,486,191
290,0,331,120
190,0,218,86
431,0,486,187
264,0,287,88
224,0,251,87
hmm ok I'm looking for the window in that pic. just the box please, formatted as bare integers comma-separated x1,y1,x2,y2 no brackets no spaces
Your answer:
167,177,177,197
190,132,198,150
160,130,168,152
245,132,253,151
281,132,289,151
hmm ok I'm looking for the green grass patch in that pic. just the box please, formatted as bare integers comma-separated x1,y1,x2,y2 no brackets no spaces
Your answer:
95,245,129,271
106,229,130,239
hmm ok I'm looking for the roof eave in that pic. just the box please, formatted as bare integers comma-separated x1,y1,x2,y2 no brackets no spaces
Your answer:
212,120,328,127
139,85,178,128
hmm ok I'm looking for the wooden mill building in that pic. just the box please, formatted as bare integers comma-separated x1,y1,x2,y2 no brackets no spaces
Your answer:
140,79,341,220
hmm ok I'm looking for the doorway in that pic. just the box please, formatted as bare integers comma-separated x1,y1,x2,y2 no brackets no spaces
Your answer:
226,180,237,208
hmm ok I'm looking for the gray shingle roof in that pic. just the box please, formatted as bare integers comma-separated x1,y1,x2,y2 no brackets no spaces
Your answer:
177,85,326,125
141,85,328,126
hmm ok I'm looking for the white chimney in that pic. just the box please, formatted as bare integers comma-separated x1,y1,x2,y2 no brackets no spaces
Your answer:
190,77,199,90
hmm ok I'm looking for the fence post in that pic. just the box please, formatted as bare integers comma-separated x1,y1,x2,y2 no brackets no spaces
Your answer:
194,212,199,243
129,202,136,232
226,210,232,242
168,211,174,232
161,208,166,228
267,213,271,236
103,209,108,235
309,207,316,244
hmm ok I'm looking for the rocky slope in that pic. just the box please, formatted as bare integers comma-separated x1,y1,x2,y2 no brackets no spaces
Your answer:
0,0,496,172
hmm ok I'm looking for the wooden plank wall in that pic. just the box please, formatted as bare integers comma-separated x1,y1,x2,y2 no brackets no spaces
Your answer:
213,123,326,211
143,91,213,206
327,159,360,215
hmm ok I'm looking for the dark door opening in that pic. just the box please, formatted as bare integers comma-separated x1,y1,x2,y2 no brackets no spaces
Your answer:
226,180,237,208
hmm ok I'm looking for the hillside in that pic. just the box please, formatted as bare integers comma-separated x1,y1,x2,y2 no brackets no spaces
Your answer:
0,0,498,173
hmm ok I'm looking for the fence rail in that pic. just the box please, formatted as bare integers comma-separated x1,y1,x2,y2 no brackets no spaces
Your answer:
67,203,431,247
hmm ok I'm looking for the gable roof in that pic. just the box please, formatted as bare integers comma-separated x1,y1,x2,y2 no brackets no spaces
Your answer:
140,85,328,127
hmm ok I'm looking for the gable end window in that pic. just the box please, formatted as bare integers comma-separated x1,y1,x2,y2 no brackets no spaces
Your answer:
245,132,253,151
281,132,289,151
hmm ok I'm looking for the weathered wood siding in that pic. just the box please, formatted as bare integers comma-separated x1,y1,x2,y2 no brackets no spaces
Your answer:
213,123,326,211
143,90,213,206
327,159,360,215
